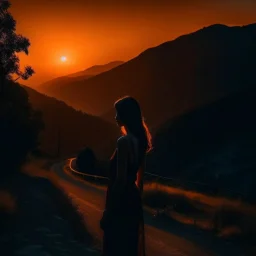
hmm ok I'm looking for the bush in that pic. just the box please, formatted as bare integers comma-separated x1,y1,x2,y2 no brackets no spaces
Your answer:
76,147,96,174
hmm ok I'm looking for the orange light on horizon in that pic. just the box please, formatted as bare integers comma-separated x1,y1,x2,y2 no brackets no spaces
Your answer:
11,0,256,86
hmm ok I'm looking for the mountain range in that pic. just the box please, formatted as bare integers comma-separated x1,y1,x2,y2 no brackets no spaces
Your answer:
35,23,256,129
25,23,256,200
24,86,118,159
66,61,124,78
36,61,124,100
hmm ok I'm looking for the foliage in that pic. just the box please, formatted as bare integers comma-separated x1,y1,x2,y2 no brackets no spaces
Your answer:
0,0,34,87
0,1,42,178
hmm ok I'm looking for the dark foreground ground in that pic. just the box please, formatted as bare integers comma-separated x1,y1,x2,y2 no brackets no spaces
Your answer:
0,168,98,256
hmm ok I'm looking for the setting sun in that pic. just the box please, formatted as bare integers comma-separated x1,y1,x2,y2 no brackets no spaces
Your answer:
60,56,67,62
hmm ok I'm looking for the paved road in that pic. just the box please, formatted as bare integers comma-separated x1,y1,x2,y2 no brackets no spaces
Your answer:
52,162,243,256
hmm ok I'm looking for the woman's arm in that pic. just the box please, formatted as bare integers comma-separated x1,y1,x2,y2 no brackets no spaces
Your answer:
109,136,129,210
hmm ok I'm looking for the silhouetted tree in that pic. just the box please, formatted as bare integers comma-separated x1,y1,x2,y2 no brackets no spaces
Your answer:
0,1,34,96
0,1,42,179
1,80,44,178
76,147,96,174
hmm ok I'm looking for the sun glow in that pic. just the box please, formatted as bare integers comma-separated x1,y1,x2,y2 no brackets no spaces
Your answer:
60,56,67,62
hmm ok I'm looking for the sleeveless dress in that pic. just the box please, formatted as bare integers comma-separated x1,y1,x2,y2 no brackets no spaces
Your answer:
102,147,146,256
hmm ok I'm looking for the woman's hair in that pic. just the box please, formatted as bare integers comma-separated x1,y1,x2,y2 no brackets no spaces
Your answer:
114,96,152,194
114,96,152,156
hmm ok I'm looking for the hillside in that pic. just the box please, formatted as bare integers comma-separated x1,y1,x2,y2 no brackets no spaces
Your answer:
24,86,118,159
36,23,256,128
36,61,124,99
146,87,256,201
67,61,124,78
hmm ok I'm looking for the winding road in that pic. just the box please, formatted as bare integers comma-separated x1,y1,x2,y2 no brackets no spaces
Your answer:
51,161,244,256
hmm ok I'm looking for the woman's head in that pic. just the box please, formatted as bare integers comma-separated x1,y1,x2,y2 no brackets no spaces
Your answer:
114,96,152,153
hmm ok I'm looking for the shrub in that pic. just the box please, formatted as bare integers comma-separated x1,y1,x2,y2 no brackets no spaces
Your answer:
76,147,96,174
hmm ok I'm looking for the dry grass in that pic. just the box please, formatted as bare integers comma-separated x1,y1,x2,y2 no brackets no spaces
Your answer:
143,182,256,244
16,161,93,245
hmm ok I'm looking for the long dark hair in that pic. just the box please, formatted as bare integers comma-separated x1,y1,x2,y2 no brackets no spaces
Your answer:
114,96,152,158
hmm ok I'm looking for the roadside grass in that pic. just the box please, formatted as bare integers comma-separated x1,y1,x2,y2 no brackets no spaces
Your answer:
143,182,256,245
19,161,94,245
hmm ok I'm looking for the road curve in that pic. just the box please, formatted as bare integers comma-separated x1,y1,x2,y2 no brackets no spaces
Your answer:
52,161,242,256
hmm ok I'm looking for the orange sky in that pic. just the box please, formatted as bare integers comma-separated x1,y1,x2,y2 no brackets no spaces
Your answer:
9,0,256,86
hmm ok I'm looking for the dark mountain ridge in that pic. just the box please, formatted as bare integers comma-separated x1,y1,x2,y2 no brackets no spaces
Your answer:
146,87,256,201
38,23,256,129
36,61,125,99
67,61,124,78
24,86,118,159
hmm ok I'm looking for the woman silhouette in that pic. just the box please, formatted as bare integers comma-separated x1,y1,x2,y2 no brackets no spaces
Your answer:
100,96,152,256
